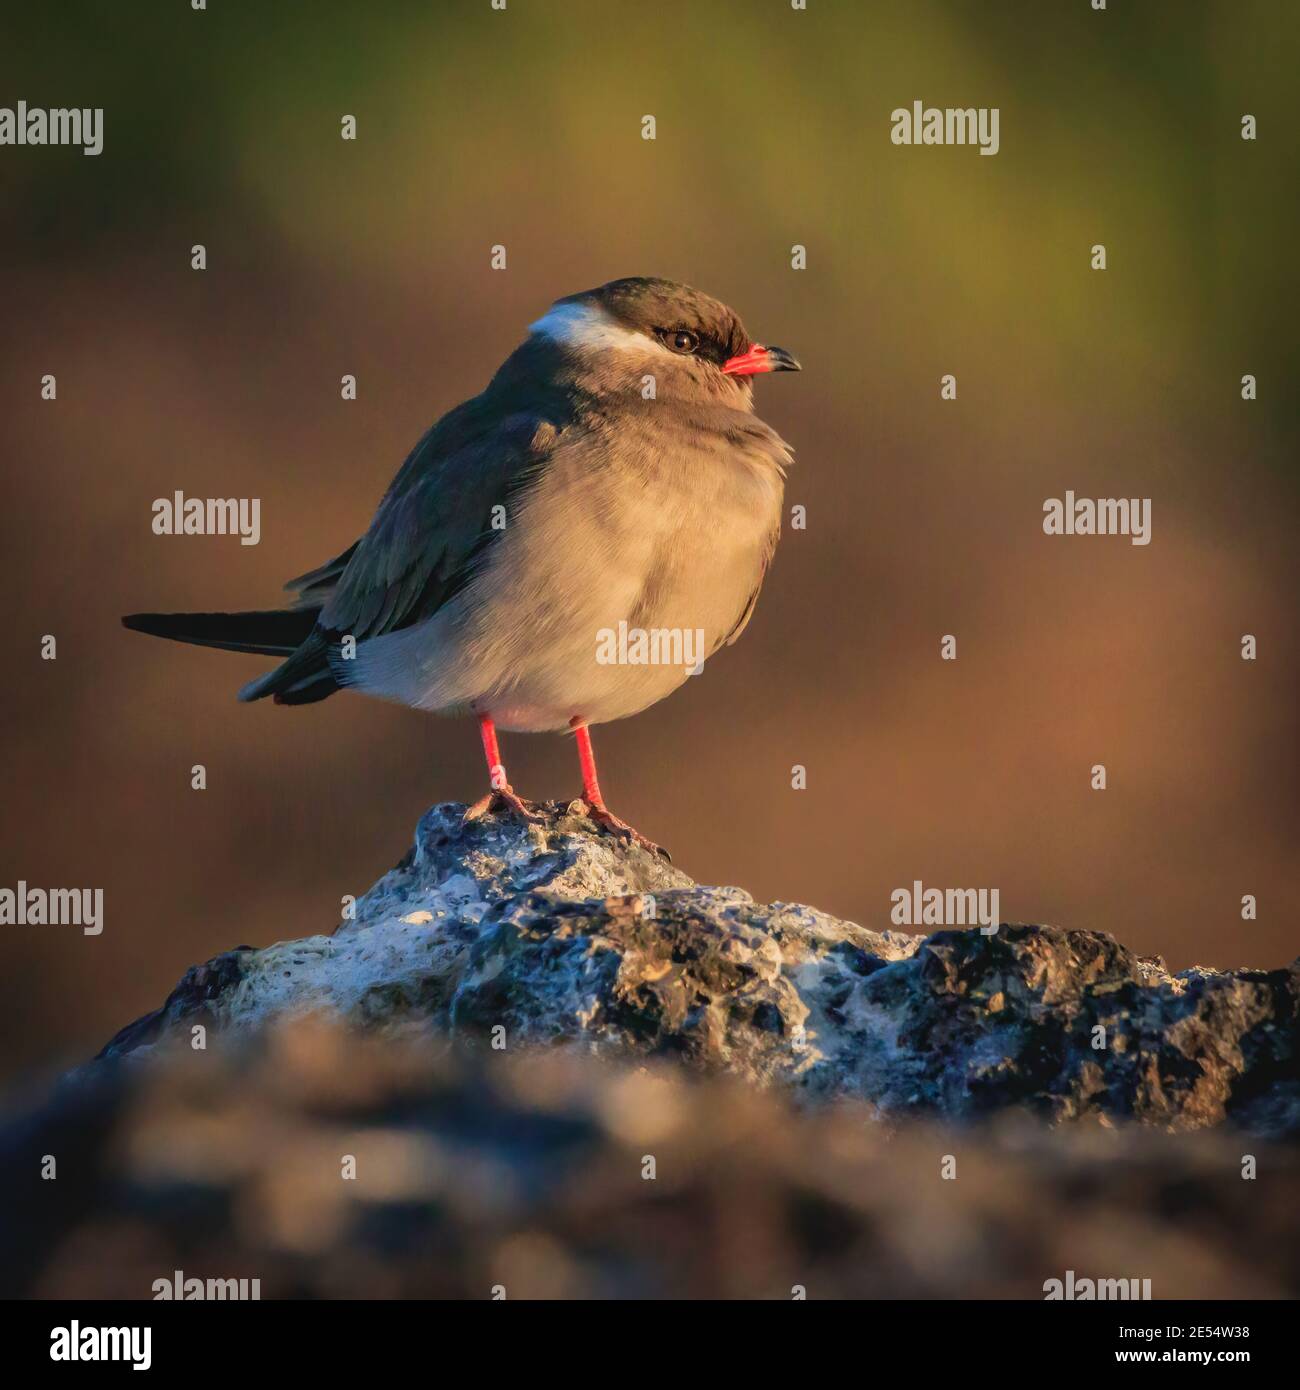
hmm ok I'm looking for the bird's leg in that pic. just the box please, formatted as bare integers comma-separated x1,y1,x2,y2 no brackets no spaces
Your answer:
464,713,542,823
569,718,668,859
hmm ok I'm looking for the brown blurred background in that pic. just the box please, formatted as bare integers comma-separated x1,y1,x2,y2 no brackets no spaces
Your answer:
1,0,1297,1084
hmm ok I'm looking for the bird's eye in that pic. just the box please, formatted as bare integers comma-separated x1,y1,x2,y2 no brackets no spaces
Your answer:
664,329,699,354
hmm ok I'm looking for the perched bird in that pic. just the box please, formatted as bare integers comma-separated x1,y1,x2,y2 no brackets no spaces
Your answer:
124,277,800,854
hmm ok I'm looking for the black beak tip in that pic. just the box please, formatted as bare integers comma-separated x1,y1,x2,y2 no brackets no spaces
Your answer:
767,346,801,373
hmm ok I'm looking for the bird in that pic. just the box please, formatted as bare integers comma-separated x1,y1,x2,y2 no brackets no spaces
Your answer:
123,276,800,856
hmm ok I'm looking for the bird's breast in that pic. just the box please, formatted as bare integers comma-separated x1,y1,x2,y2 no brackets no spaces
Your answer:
345,413,788,728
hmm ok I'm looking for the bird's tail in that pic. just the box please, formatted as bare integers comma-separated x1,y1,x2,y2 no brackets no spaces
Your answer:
121,608,318,656
121,608,340,706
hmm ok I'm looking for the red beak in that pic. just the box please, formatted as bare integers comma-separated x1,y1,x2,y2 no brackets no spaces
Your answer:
721,343,802,377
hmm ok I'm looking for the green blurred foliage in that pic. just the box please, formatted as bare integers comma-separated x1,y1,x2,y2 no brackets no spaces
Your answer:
4,0,1297,457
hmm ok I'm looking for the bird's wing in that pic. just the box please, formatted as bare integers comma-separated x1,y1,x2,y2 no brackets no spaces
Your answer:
318,398,560,643
714,412,790,653
718,520,780,651
283,541,360,609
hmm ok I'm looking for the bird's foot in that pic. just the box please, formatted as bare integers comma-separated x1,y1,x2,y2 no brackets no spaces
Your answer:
464,786,545,824
575,799,671,861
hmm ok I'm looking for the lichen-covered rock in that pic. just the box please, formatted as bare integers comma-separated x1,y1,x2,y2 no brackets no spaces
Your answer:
96,802,1300,1136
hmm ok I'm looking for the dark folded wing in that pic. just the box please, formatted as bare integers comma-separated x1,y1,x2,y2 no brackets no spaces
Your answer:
283,541,360,609
240,391,564,704
319,402,559,642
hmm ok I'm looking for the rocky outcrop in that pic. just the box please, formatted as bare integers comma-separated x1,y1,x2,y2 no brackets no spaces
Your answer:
10,1023,1300,1299
98,802,1299,1136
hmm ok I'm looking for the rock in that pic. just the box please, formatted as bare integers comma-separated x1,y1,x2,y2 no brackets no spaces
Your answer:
9,1021,1300,1299
96,802,1300,1136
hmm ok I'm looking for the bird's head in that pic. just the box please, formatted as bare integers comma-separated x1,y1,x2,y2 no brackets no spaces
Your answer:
527,277,800,400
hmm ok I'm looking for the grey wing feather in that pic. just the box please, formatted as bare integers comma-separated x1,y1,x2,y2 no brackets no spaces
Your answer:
239,395,561,704
284,541,359,609
320,409,556,641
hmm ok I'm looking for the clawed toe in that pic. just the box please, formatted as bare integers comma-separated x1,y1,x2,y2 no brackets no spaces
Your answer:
464,786,544,824
578,800,671,860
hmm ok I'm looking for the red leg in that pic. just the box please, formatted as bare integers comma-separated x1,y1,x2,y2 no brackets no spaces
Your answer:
569,718,668,858
478,712,506,791
464,713,541,822
572,720,605,809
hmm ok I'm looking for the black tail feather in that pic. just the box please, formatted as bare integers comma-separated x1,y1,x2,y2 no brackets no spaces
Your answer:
121,609,320,657
123,607,342,706
237,631,336,703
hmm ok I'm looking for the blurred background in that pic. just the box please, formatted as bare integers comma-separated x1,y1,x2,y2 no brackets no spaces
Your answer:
1,0,1296,1083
